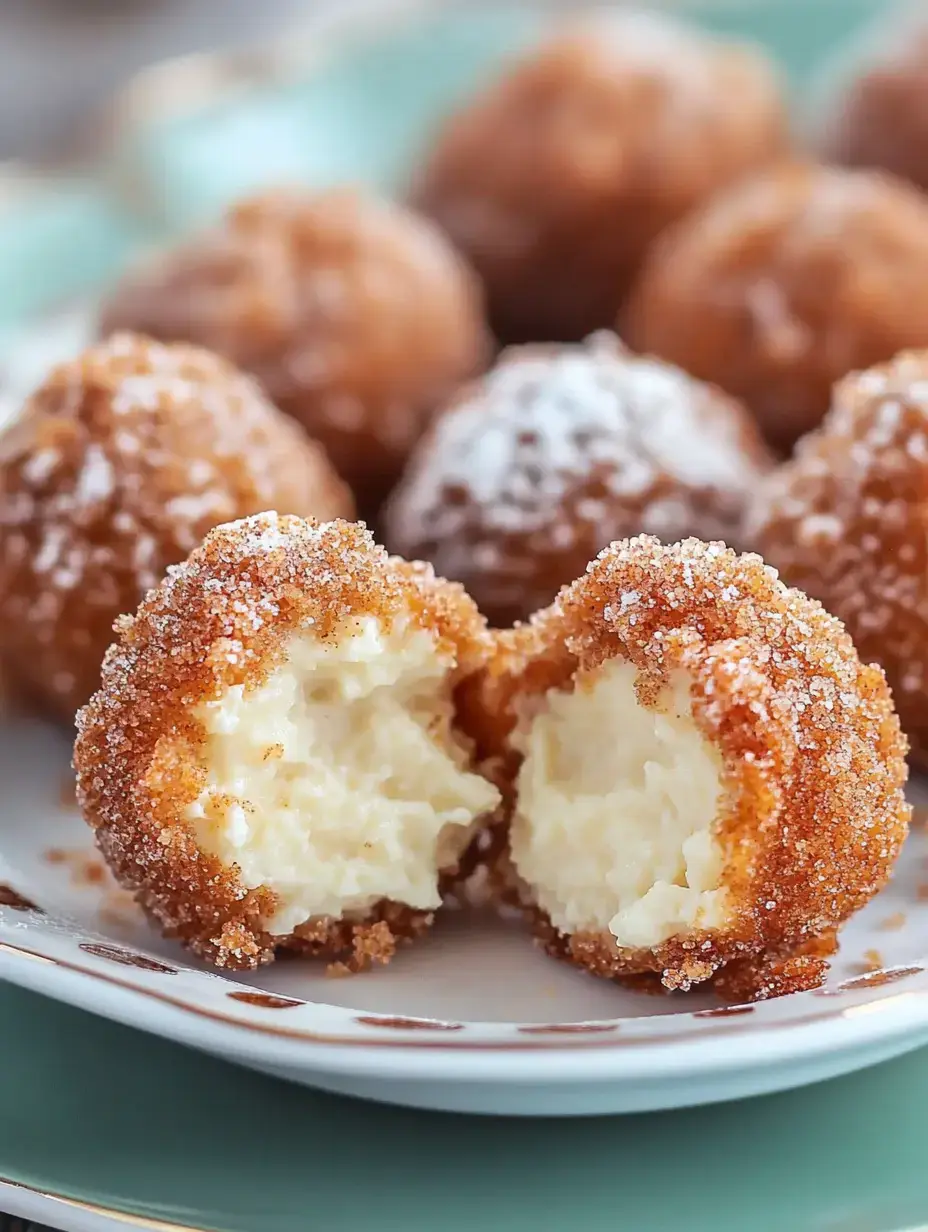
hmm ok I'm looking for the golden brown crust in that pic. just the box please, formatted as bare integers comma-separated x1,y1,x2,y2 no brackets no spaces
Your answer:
414,15,787,344
711,930,838,1003
289,903,434,977
385,334,772,627
0,333,353,722
100,189,490,517
472,536,909,996
625,164,928,453
74,513,492,970
751,350,928,766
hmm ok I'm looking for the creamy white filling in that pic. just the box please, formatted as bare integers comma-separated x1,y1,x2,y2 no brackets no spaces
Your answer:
510,661,729,949
187,617,500,935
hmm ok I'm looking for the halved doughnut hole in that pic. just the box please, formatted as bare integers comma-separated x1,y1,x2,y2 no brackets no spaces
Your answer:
510,661,730,949
186,616,501,935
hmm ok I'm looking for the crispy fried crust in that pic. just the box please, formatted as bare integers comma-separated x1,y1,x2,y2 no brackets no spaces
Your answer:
74,514,492,970
385,334,772,627
469,536,910,997
0,333,353,722
414,15,786,344
625,165,928,452
751,350,928,766
100,190,490,516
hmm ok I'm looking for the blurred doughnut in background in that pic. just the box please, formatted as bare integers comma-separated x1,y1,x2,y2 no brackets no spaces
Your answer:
817,2,928,195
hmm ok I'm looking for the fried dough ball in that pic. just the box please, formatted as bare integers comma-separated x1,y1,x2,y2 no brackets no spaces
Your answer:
625,165,928,453
74,514,502,971
0,334,353,721
414,12,787,344
819,10,928,195
750,350,928,765
474,536,909,997
384,334,772,627
100,189,489,515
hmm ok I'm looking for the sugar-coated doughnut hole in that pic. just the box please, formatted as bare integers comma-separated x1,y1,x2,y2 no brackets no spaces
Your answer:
0,334,353,721
415,10,787,344
819,8,928,195
100,189,490,517
750,349,928,766
474,536,909,996
385,333,772,627
625,165,928,453
75,515,501,970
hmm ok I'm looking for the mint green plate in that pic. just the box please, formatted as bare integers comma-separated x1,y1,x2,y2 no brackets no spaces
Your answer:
1,979,928,1232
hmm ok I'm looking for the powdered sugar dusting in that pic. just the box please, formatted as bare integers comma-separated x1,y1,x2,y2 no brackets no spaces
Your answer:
395,334,762,539
386,333,770,624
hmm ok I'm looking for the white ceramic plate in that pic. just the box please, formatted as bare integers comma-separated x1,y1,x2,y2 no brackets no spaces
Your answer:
1,309,928,1120
2,715,928,1117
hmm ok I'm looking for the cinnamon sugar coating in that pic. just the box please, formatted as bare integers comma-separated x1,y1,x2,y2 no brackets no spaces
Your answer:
74,515,497,971
751,350,928,766
0,334,352,722
473,536,909,997
100,189,489,516
625,165,928,453
384,334,772,627
414,13,787,344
